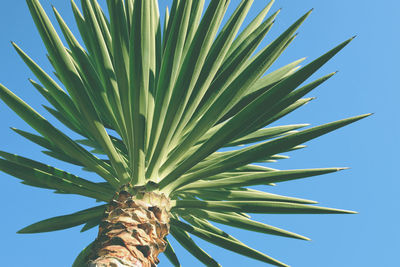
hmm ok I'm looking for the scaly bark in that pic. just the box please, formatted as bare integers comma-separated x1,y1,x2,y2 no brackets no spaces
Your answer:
88,190,171,267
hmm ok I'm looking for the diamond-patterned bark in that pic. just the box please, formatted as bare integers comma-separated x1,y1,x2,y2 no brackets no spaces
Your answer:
89,191,170,267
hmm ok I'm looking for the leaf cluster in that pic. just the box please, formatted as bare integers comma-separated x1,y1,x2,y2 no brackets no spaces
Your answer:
0,0,369,266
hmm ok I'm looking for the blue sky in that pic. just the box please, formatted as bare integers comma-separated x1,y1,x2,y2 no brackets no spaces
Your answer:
0,0,398,266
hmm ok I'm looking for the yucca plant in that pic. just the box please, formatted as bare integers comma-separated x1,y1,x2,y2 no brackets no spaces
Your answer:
0,0,369,266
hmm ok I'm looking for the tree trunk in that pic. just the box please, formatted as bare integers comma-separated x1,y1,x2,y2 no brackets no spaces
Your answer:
88,190,171,267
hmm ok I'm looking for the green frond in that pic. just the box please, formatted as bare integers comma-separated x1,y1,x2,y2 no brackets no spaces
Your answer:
182,189,318,204
72,242,95,267
18,205,106,233
170,226,220,267
186,209,310,240
164,238,182,267
176,168,346,191
171,218,288,267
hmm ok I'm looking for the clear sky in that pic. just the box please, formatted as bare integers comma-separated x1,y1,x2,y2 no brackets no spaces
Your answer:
0,1,398,266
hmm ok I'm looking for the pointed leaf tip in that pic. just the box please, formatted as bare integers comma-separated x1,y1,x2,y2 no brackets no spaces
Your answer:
330,208,357,214
345,210,358,214
299,9,313,20
350,113,372,121
329,71,338,76
362,113,373,118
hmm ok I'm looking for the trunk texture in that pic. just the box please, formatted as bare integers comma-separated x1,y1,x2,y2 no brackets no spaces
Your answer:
88,190,170,267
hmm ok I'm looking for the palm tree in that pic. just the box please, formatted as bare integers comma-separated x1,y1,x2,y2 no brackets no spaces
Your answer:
0,0,369,266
